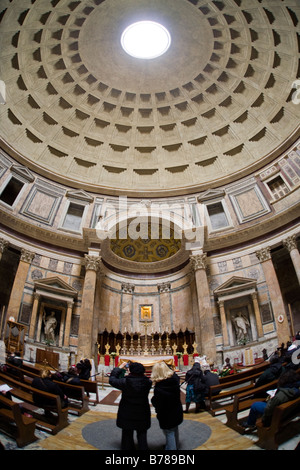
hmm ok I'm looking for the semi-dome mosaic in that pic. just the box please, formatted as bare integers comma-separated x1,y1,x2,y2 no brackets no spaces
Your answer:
0,0,299,196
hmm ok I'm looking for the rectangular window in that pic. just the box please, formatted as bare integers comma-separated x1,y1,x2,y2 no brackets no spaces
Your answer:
62,202,85,231
207,202,229,230
0,177,24,206
266,175,289,200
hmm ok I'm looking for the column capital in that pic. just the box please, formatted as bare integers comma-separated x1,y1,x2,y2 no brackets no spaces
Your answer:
251,291,258,300
0,238,9,254
83,254,101,272
20,248,35,264
256,247,271,263
283,235,297,252
121,282,135,294
157,282,171,293
190,252,207,271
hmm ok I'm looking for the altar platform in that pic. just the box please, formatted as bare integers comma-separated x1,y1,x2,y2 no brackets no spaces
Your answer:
118,355,175,368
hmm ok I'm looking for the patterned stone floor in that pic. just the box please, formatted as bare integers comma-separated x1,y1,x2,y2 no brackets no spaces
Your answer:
0,385,299,451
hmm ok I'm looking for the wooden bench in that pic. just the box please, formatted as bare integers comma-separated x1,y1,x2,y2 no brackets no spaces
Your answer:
0,393,37,447
80,379,99,405
219,361,269,384
256,396,300,450
53,380,89,415
0,373,69,435
223,379,278,433
20,363,99,405
3,363,91,414
205,370,265,415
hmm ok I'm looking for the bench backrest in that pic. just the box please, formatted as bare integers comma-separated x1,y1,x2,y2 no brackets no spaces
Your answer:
269,396,300,431
0,372,63,410
219,362,269,384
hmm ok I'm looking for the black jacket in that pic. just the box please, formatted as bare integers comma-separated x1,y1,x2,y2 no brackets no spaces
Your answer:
31,377,67,408
185,363,205,392
151,373,183,430
255,362,283,389
109,367,152,430
203,370,220,395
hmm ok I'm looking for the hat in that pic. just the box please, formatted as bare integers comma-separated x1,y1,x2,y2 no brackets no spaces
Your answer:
194,356,201,363
129,362,145,375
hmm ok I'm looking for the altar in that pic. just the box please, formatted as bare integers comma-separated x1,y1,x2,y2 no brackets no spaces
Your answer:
119,355,175,369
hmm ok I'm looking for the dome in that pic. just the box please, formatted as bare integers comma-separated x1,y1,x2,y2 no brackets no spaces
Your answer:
0,0,299,196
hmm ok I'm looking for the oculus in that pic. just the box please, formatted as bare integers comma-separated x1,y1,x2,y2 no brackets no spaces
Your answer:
121,21,171,59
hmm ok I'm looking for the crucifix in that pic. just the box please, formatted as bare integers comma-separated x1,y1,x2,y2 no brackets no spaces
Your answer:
140,320,149,355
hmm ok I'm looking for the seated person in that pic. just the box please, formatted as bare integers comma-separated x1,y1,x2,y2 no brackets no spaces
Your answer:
32,369,68,409
242,369,300,431
7,351,23,368
202,365,220,396
254,355,283,396
76,359,91,380
61,366,81,385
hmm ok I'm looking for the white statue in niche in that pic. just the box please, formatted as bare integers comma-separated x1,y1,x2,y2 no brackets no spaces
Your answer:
43,310,57,344
232,311,250,344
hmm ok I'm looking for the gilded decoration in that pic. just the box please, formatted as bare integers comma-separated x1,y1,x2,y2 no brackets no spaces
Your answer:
110,226,181,263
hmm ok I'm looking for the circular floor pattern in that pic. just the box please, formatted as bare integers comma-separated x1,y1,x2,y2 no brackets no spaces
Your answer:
81,418,212,450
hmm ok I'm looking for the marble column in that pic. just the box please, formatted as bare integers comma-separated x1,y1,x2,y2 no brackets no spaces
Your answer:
256,247,290,344
120,283,135,332
64,301,74,347
251,292,264,339
6,248,35,323
29,292,40,340
0,238,9,261
218,300,229,346
157,282,171,332
190,251,216,362
283,235,300,286
77,251,101,359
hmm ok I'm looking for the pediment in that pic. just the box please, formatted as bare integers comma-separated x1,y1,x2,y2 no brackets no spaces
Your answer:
34,276,78,298
197,188,225,202
66,189,93,203
214,276,257,297
10,164,34,182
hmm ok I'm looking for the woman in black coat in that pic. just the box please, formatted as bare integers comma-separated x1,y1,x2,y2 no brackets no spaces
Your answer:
151,361,183,450
109,361,152,450
184,360,206,413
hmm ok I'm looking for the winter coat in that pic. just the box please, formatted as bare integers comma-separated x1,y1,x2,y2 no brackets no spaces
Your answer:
31,377,68,408
185,363,205,393
262,386,300,427
109,367,152,431
255,362,283,389
151,373,183,430
203,370,221,395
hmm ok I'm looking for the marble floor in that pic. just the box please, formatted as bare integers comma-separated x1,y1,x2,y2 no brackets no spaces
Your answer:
0,384,299,451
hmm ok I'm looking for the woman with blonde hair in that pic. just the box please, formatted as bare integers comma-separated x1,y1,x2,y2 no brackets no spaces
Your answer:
151,361,183,450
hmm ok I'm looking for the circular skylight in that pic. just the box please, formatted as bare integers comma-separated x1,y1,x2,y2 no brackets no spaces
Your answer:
121,21,171,59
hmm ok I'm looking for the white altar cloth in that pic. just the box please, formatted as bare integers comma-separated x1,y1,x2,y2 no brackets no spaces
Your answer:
119,355,174,368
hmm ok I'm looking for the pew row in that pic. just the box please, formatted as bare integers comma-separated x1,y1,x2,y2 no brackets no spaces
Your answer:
256,396,300,450
0,393,37,447
0,373,68,435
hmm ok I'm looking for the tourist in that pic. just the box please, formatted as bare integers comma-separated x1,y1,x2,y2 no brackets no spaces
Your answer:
242,369,300,431
184,358,206,413
253,355,283,396
31,369,68,408
76,359,91,380
151,361,183,450
202,365,220,396
109,361,152,450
